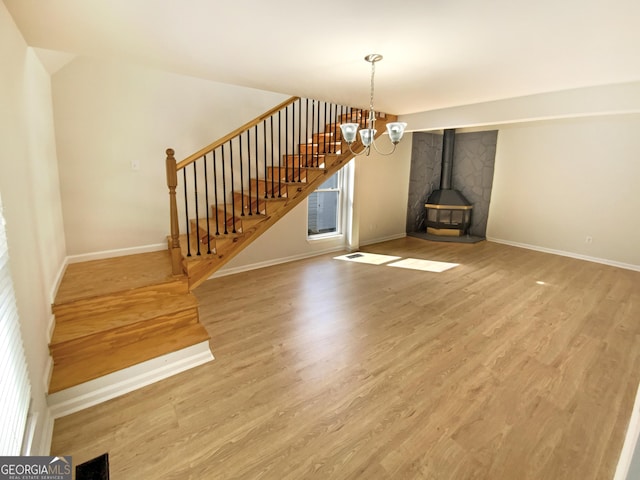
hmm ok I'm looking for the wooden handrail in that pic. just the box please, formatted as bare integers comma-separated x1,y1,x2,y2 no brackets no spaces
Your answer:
175,96,299,171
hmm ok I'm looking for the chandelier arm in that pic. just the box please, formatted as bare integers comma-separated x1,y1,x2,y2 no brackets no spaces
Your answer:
370,137,398,156
345,142,369,157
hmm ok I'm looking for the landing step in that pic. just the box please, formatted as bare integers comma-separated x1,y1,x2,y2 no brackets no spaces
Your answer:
54,250,186,305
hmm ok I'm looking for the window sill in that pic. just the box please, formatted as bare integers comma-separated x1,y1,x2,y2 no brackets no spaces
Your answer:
307,232,343,242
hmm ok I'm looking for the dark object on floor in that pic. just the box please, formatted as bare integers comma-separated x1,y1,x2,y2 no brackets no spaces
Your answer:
346,253,364,259
76,453,109,480
408,231,485,244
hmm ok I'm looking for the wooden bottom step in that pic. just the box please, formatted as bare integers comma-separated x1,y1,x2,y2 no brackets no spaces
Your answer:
50,292,200,351
49,309,209,393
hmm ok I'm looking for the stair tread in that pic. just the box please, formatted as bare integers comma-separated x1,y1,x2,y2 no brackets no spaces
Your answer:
267,166,325,181
193,216,242,235
178,233,222,258
51,292,199,344
252,178,300,186
48,318,210,393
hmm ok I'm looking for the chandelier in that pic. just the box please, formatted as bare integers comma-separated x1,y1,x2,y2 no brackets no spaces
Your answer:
340,54,407,156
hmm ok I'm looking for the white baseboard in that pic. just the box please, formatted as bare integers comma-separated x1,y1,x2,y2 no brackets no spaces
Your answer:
43,355,53,394
50,258,68,304
487,237,640,272
210,233,408,279
37,410,55,456
47,341,214,418
46,313,55,343
59,235,408,284
66,243,166,264
211,245,346,278
360,232,407,247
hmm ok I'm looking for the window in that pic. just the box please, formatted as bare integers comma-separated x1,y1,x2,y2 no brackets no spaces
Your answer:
308,171,343,238
0,193,31,455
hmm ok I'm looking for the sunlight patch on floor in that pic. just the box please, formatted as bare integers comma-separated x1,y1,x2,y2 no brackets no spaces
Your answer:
333,252,401,265
334,252,459,272
388,258,459,273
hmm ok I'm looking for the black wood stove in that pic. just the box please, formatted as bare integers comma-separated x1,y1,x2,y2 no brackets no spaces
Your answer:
425,129,473,237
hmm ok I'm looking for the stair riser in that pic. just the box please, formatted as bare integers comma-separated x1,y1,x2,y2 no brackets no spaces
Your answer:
211,207,241,225
312,131,342,144
267,166,309,182
299,143,341,155
190,219,223,248
233,192,286,216
283,155,325,169
250,178,289,198
267,166,325,184
318,153,346,171
323,124,346,141
191,217,241,241
337,112,365,123
50,308,199,363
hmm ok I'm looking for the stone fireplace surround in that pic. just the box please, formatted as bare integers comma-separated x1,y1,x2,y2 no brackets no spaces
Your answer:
406,130,498,238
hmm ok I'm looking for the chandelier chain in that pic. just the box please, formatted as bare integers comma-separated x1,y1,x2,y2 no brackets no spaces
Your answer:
339,53,406,157
368,59,377,128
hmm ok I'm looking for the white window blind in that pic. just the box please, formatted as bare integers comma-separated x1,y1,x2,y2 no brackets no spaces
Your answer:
0,193,31,455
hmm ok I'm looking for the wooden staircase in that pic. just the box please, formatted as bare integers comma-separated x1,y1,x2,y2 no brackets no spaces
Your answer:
170,101,398,290
48,97,398,396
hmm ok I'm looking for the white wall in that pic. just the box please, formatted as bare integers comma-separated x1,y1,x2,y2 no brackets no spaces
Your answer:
488,114,640,268
52,57,412,267
52,57,289,255
0,2,66,454
220,200,344,274
357,134,412,246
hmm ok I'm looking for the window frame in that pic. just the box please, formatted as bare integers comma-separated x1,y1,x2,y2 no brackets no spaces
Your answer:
307,169,345,240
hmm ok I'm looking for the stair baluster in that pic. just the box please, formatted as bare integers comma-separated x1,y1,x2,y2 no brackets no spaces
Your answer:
229,140,236,234
203,154,212,254
213,150,220,236
182,168,191,257
221,144,228,235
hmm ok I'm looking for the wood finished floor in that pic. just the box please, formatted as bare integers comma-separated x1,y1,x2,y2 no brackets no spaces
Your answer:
51,238,640,479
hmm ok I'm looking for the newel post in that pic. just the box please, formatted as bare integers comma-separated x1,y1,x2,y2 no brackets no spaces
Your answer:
166,148,183,275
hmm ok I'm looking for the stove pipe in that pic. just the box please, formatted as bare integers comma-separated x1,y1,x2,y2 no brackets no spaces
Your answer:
440,128,455,190
425,128,471,207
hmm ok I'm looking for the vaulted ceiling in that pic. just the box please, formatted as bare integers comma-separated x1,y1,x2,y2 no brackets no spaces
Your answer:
5,0,640,115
